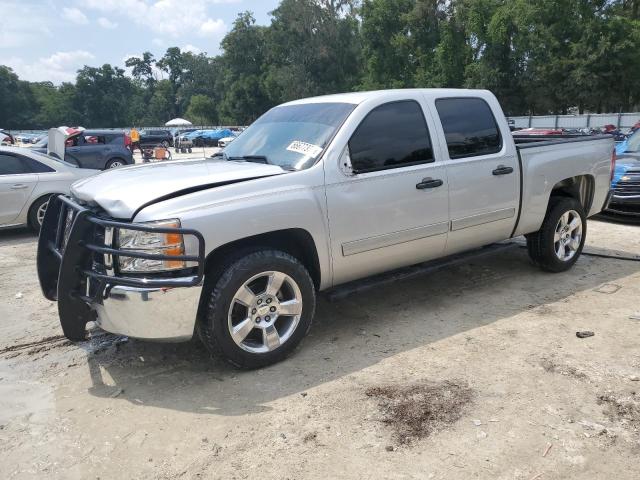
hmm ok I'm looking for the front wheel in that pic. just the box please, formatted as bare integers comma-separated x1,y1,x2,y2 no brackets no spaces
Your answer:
526,196,586,272
198,249,316,368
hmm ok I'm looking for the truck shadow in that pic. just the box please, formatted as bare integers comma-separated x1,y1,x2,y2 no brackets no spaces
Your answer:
83,245,640,416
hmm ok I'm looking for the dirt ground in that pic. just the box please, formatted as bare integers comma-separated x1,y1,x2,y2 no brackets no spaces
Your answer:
1,219,639,480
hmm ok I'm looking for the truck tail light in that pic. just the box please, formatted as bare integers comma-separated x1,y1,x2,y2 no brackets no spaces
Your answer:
610,149,616,181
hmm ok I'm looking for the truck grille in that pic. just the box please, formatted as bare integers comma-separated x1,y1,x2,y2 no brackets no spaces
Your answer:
613,173,640,197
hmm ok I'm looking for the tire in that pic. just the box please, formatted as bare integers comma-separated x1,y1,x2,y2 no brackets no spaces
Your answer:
526,196,586,272
161,140,170,148
188,147,192,153
28,195,52,232
105,158,125,169
198,249,316,369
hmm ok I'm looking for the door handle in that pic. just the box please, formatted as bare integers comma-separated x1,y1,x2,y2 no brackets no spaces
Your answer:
416,178,443,190
11,184,28,190
492,165,514,176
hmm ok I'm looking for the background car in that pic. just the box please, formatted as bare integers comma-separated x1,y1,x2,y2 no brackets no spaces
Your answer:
1,129,15,145
607,129,640,219
33,130,133,170
217,133,238,148
139,129,174,147
0,146,98,231
190,128,234,147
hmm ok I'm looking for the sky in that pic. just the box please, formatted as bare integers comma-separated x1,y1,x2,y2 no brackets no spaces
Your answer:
0,0,280,84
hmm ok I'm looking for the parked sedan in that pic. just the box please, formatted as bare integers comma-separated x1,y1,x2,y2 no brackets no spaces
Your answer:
217,133,238,148
0,147,98,231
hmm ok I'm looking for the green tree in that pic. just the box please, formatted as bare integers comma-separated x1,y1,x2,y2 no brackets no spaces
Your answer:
0,66,37,128
264,0,362,102
186,94,217,125
74,64,134,127
218,12,271,124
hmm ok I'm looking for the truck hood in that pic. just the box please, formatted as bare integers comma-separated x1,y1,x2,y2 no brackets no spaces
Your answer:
71,158,286,218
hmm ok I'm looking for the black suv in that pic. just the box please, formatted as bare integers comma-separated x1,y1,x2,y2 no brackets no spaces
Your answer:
139,129,174,147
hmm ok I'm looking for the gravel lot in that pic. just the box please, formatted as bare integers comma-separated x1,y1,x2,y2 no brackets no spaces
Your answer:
0,219,639,479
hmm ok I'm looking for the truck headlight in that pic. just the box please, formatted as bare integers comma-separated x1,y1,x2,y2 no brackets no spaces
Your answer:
117,219,186,272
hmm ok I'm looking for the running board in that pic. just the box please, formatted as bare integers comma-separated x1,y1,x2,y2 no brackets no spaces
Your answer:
324,243,518,302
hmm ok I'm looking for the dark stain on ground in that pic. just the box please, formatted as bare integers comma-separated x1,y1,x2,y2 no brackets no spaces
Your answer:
598,391,640,427
365,380,474,444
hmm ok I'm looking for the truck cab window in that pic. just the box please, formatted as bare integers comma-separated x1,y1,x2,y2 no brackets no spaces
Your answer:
435,98,502,159
349,100,433,174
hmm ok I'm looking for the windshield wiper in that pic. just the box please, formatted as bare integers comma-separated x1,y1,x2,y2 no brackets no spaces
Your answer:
228,155,270,165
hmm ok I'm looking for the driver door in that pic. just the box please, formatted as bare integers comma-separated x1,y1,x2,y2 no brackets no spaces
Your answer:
325,99,449,286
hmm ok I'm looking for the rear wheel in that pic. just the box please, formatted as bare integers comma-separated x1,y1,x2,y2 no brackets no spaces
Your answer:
526,196,586,272
28,195,52,232
161,140,170,148
198,249,316,369
105,158,125,169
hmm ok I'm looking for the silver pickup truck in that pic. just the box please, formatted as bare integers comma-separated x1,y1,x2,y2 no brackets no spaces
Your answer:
37,89,615,368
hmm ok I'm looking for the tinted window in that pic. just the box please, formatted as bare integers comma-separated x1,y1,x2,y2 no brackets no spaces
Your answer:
348,101,433,173
82,135,106,144
24,157,55,173
0,154,29,175
435,98,502,159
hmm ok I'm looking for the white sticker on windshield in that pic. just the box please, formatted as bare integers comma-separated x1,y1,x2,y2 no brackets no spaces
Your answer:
286,140,323,158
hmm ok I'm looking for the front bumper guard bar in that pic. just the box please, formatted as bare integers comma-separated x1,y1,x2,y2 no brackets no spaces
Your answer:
37,195,205,339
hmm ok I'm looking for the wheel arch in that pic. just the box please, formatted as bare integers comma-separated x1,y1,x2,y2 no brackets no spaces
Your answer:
27,192,57,228
203,228,322,290
549,174,595,214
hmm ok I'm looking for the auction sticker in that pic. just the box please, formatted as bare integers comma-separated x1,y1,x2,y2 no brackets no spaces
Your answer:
286,140,323,158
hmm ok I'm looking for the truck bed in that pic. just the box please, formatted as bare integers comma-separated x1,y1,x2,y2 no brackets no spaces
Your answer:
510,133,614,238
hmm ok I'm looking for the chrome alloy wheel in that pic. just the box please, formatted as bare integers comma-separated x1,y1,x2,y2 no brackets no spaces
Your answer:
108,160,124,168
36,199,49,225
227,271,303,354
554,210,582,261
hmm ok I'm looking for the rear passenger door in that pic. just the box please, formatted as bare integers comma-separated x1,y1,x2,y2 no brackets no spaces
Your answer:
325,99,449,286
0,153,38,225
67,134,107,169
432,97,519,254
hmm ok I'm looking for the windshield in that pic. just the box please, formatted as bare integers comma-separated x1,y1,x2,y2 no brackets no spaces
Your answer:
223,102,356,170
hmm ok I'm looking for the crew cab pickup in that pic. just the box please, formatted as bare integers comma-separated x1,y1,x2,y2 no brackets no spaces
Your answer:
37,89,615,368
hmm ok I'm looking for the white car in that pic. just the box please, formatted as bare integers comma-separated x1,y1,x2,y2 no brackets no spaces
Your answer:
217,135,237,148
0,146,98,231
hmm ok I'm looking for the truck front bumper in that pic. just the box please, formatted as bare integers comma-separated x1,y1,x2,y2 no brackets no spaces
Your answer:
94,284,203,341
37,195,206,342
